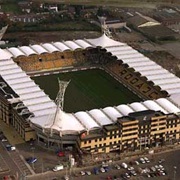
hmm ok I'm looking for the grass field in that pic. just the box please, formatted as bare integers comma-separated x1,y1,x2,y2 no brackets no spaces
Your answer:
32,69,141,113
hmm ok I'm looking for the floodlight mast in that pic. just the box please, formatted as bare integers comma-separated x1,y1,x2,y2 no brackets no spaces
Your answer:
49,79,70,137
56,78,71,111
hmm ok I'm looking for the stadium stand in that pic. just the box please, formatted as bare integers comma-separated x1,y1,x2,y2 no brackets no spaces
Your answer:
0,34,179,152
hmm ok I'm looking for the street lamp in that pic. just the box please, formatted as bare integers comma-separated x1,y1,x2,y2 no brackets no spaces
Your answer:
31,147,35,169
173,166,177,180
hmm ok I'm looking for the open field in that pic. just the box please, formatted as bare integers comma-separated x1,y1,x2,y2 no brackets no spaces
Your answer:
32,69,141,113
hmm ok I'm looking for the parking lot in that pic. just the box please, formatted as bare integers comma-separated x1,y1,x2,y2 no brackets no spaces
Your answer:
0,120,180,180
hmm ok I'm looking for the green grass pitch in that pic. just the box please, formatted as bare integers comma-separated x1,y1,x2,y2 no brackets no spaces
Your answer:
32,69,141,113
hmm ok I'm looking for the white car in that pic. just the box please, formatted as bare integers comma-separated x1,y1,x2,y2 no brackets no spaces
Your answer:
100,167,105,173
144,157,150,163
139,158,146,164
134,160,139,165
115,164,121,170
128,166,134,171
86,171,91,175
121,162,128,169
80,171,85,176
1,138,7,142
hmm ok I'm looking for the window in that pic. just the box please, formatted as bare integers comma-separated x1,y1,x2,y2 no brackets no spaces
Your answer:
84,141,87,144
61,55,64,59
89,140,91,143
95,139,97,142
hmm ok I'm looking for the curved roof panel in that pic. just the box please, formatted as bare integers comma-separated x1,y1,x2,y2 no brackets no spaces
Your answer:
130,102,148,111
127,61,155,67
7,47,25,58
19,46,37,56
102,106,122,121
116,104,134,116
74,39,93,49
63,41,81,50
89,109,113,125
140,69,168,76
75,111,99,130
147,74,175,81
42,43,59,53
159,83,180,90
52,42,70,51
167,89,180,94
156,98,180,113
0,49,13,60
30,45,48,54
143,100,167,114
153,78,180,85
134,65,161,72
106,45,132,52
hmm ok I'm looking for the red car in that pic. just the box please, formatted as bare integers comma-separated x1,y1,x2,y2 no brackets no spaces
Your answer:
57,151,65,157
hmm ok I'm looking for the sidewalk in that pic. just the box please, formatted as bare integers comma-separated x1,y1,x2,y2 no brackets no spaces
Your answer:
0,120,24,145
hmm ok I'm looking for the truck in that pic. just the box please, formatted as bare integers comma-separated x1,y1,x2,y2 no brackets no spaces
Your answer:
53,164,64,172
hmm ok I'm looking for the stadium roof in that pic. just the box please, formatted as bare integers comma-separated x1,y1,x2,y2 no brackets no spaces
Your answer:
0,34,180,135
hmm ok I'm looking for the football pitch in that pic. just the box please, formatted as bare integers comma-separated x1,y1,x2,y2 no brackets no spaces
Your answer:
32,69,141,113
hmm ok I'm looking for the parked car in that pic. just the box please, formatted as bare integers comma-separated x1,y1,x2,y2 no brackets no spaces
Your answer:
144,157,150,163
57,151,65,157
93,167,99,175
125,172,130,178
121,162,128,169
130,170,137,176
139,158,146,164
80,171,85,176
100,167,105,173
6,144,16,151
53,164,64,172
114,164,121,170
86,171,91,175
26,157,37,164
104,166,109,172
128,166,134,171
158,159,165,164
1,138,7,142
134,160,139,165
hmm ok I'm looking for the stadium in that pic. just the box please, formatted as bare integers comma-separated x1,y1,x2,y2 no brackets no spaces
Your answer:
0,34,180,154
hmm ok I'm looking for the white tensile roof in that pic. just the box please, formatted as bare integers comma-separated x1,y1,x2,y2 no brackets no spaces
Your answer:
38,110,85,134
0,34,180,136
86,33,124,47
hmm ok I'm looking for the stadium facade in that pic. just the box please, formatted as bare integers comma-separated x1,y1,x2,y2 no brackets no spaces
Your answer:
0,34,180,154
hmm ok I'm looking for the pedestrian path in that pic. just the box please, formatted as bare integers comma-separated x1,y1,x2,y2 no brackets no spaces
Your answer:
0,154,9,174
0,120,24,145
10,150,35,176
